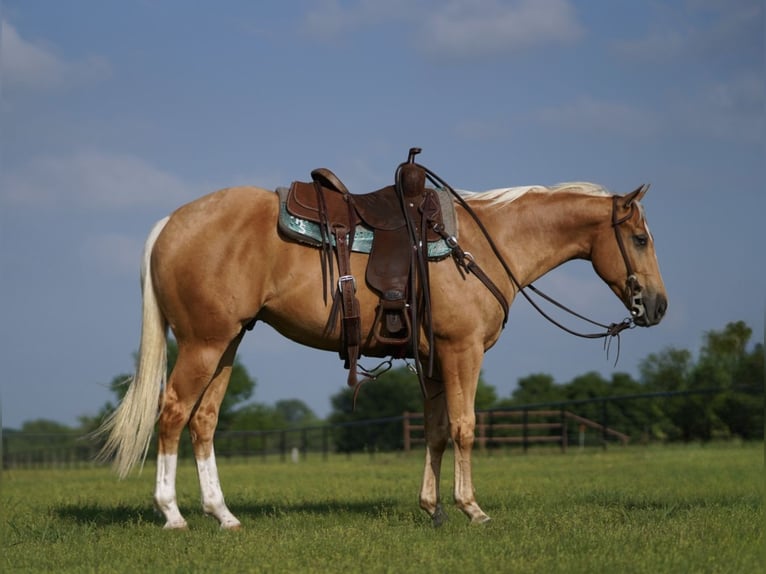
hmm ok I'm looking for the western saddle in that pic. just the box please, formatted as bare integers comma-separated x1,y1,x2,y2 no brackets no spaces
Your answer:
284,148,446,388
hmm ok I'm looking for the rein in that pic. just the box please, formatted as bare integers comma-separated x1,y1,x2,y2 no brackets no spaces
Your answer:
418,164,638,355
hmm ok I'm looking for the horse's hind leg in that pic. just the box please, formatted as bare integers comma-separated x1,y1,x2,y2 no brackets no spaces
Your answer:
154,340,230,529
188,333,244,529
419,373,450,527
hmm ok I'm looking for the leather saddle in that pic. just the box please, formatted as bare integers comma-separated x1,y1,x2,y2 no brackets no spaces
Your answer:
284,148,446,387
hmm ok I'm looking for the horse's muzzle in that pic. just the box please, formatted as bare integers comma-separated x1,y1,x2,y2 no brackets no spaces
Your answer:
633,291,667,327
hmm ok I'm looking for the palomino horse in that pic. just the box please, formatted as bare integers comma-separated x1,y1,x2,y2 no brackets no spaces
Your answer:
97,177,667,529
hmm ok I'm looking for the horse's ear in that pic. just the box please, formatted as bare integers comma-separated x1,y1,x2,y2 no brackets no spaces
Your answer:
624,183,650,207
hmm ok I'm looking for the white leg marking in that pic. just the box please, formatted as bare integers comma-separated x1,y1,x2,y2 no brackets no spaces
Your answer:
197,449,241,529
154,453,188,529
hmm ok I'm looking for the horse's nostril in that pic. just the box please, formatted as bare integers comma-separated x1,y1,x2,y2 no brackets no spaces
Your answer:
656,296,668,319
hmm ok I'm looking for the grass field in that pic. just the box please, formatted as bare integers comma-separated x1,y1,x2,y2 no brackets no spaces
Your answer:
1,444,763,573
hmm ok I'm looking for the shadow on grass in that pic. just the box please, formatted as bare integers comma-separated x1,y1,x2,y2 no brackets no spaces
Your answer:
54,498,401,526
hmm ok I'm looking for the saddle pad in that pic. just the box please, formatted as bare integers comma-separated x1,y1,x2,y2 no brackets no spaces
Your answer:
275,186,458,260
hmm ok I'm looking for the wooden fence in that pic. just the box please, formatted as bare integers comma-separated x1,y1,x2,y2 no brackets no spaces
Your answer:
402,409,630,453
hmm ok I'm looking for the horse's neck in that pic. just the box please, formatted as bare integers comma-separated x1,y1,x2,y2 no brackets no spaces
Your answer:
476,192,610,287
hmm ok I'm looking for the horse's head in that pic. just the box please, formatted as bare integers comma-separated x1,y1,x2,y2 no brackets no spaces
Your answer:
591,184,668,326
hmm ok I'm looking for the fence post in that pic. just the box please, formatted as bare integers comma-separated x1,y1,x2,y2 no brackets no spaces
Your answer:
522,409,529,454
601,399,609,450
261,433,267,462
560,409,568,453
280,430,287,462
403,412,411,453
477,412,486,453
487,410,494,453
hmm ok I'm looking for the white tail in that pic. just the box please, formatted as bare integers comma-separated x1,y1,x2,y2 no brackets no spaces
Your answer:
95,216,170,478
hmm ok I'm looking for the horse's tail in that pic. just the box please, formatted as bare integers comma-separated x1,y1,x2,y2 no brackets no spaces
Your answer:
95,216,171,478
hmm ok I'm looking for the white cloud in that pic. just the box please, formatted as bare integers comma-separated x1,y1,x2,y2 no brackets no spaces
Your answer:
1,151,194,210
301,0,583,59
419,0,584,59
1,19,110,91
533,97,660,138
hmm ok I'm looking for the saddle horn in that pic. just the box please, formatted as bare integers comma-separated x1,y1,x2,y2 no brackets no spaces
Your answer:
400,148,425,198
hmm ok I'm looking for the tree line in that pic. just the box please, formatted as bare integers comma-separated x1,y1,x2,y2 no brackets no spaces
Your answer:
8,320,763,450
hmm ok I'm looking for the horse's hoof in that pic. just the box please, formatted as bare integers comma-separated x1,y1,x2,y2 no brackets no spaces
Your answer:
470,514,491,526
431,508,448,528
163,520,189,530
220,519,242,531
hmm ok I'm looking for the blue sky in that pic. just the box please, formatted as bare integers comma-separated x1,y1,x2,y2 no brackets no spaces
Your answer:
1,1,763,429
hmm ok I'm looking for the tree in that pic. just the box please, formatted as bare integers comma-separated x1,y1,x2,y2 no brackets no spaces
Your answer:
639,347,693,392
564,371,662,441
714,339,764,439
226,399,318,431
20,419,75,434
638,321,764,441
329,367,423,452
273,399,318,427
637,346,699,440
496,373,563,407
697,321,764,439
216,359,257,430
228,403,287,431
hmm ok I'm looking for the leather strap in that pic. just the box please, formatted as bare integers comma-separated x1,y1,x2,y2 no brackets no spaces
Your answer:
432,223,510,324
331,223,361,386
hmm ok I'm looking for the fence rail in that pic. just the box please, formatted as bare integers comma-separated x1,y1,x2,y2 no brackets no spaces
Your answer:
403,409,629,453
2,386,761,469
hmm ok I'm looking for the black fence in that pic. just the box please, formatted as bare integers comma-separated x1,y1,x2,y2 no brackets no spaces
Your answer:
2,386,762,469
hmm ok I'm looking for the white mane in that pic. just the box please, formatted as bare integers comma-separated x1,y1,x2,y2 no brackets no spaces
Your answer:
460,182,611,207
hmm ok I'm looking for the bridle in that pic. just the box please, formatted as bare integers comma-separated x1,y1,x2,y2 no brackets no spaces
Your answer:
422,166,645,350
611,193,647,322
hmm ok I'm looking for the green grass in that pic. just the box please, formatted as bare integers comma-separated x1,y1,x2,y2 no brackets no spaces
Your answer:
2,444,763,573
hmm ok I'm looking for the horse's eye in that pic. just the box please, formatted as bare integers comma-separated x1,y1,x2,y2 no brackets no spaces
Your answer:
633,234,648,247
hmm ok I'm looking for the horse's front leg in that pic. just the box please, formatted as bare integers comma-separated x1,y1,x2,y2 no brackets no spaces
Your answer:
442,345,491,524
419,374,449,527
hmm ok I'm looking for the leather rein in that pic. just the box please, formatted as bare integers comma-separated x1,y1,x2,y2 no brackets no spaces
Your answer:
420,165,642,353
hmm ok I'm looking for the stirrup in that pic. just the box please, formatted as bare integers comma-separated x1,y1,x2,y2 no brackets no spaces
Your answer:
372,299,411,345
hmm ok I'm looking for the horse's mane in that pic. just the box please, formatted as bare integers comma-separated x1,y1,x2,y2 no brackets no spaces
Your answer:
460,182,611,206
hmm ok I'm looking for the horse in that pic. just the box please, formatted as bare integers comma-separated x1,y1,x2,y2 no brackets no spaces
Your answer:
96,175,667,529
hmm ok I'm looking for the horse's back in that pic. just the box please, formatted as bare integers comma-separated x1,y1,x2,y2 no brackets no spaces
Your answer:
164,186,277,239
